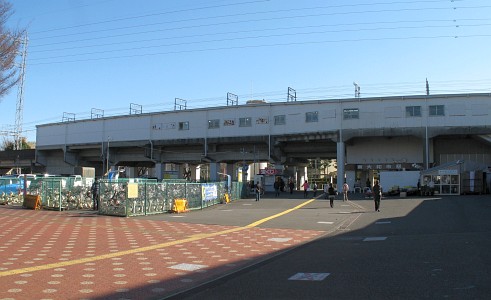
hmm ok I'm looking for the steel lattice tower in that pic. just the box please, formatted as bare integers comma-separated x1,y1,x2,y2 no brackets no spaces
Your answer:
15,33,28,151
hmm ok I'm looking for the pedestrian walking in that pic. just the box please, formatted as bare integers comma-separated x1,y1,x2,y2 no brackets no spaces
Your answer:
274,178,280,197
342,182,349,201
255,181,262,201
288,179,294,194
302,180,310,198
312,182,318,197
91,178,99,211
328,183,336,208
372,180,382,212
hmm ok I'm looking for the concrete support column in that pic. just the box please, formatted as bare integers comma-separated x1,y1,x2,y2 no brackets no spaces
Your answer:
345,171,356,193
126,167,137,178
424,136,434,169
226,164,235,180
337,140,345,192
154,163,163,180
176,164,184,179
240,165,249,198
196,165,202,182
293,166,299,190
297,166,307,190
209,163,219,181
189,164,197,181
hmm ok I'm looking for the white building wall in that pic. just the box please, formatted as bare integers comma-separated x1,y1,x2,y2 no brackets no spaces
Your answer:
36,94,491,148
67,121,105,144
347,136,424,165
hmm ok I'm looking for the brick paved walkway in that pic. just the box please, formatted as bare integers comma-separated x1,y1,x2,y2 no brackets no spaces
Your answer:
0,202,327,300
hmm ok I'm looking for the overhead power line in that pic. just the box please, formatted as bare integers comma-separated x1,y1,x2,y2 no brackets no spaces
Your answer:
30,0,271,34
29,18,487,51
19,0,490,65
27,33,491,66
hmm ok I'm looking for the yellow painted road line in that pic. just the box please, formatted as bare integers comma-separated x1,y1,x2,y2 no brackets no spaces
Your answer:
246,199,316,228
0,198,317,278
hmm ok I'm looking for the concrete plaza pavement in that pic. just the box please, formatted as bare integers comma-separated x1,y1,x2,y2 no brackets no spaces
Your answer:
0,191,490,299
177,192,491,300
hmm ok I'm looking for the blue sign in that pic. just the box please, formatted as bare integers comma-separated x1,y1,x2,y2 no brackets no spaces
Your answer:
201,184,218,201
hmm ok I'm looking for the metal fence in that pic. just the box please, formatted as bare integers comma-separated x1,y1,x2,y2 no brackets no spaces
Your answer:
22,177,242,217
25,177,94,210
0,178,25,205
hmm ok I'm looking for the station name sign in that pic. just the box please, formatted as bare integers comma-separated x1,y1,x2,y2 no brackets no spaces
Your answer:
438,169,458,175
352,163,413,171
260,168,281,175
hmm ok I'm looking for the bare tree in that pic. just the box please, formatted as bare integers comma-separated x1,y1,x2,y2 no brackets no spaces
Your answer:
0,0,23,99
2,136,31,150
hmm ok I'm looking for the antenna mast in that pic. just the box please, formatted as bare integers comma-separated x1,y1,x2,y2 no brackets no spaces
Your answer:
15,33,28,150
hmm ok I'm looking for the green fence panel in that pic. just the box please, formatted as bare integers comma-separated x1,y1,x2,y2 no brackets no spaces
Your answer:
18,177,242,217
142,182,169,215
0,178,24,204
26,177,94,211
99,179,127,216
185,183,203,210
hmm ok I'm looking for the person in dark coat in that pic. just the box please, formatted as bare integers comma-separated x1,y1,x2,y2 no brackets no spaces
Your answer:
274,178,280,197
91,179,100,211
280,178,285,192
288,179,294,194
372,180,382,212
328,184,336,208
255,181,262,201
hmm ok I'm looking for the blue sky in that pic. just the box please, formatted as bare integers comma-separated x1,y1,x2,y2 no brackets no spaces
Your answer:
1,0,490,142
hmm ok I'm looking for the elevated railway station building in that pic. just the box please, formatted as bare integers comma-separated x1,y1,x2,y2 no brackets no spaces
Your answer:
35,93,491,194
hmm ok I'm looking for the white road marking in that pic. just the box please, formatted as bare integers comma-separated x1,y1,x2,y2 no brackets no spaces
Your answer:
288,272,330,281
363,237,387,242
268,238,292,243
168,263,208,271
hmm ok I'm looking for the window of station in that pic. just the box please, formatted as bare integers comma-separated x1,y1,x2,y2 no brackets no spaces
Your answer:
429,105,445,116
343,108,359,119
239,117,252,127
208,119,220,129
305,111,318,123
274,115,286,125
405,106,421,117
179,121,189,130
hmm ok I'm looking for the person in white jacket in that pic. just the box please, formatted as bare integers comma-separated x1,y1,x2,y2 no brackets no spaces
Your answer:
342,182,349,201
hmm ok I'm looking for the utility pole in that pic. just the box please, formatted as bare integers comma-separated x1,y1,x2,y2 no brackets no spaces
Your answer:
15,33,28,151
353,82,360,98
426,78,430,95
287,87,296,102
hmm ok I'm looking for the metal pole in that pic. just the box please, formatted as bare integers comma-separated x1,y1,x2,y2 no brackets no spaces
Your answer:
106,137,110,175
425,126,429,169
425,98,429,169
